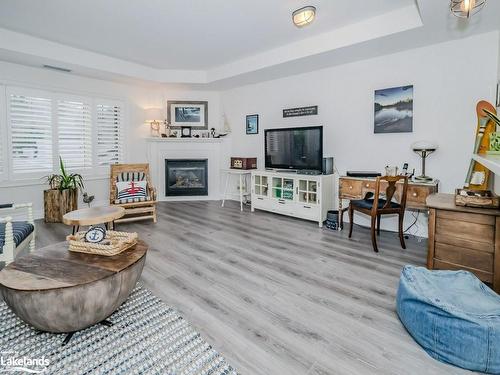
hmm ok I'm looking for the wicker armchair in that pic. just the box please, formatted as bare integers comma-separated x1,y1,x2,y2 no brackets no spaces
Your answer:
0,203,35,265
110,164,157,224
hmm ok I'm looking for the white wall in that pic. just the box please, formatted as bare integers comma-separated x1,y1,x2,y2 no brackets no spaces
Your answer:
221,32,500,237
1,31,498,234
0,61,222,218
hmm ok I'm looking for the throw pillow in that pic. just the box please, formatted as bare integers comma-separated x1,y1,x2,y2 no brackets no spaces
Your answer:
116,180,147,202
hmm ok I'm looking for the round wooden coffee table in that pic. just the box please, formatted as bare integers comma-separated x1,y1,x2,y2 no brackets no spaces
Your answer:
63,206,125,234
0,240,147,333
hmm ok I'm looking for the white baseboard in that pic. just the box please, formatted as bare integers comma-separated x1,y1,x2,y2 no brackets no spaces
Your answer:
160,196,220,202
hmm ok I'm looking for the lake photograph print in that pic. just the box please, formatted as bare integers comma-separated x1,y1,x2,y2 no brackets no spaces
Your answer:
175,106,201,122
374,85,413,134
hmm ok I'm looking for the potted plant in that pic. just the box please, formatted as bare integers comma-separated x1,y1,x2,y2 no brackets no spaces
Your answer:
43,157,84,223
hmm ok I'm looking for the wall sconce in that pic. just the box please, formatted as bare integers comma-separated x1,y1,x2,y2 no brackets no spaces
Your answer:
145,108,163,137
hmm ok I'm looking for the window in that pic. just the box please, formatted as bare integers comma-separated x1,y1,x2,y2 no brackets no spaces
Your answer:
3,86,124,181
8,90,53,174
57,98,92,169
96,101,123,166
0,86,5,179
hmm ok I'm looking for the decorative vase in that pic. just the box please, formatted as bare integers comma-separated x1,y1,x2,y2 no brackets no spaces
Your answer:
44,188,78,223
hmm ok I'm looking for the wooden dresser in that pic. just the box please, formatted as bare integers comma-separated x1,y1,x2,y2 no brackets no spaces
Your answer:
338,176,439,227
427,193,500,293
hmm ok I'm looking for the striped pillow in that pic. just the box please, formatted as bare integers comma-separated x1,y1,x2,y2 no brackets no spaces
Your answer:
116,172,146,182
116,180,147,204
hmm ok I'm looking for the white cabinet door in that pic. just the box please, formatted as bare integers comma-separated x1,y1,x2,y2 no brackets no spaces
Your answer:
271,176,295,201
253,174,269,197
297,178,319,205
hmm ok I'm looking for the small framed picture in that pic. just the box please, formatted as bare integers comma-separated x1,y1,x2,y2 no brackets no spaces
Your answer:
246,114,259,135
181,126,192,138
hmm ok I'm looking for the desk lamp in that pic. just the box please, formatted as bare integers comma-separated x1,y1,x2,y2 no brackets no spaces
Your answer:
412,141,438,182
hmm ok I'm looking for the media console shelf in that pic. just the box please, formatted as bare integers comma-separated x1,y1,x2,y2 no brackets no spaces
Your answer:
251,170,334,227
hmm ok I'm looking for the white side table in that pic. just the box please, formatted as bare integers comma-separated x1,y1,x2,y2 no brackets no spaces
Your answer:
221,169,252,211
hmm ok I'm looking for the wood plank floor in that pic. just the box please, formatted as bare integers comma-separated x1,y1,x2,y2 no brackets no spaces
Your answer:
34,201,469,375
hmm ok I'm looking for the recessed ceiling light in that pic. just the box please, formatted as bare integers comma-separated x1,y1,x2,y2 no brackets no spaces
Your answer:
292,6,316,28
450,0,486,19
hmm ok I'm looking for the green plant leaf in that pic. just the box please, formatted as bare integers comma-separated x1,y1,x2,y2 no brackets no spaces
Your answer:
46,156,85,191
59,156,68,179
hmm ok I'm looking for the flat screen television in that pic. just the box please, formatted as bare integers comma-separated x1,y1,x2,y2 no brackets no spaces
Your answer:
265,126,323,171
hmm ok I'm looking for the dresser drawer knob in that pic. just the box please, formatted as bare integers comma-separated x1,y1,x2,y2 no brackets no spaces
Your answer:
365,184,370,188
412,192,418,197
349,186,353,189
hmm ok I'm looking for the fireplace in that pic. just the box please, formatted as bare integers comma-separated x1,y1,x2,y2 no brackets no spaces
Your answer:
165,159,208,196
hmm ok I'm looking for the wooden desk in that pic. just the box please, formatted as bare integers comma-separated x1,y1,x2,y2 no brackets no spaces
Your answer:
427,193,500,293
338,176,439,228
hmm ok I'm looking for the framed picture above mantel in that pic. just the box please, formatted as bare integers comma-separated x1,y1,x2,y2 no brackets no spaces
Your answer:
167,100,208,129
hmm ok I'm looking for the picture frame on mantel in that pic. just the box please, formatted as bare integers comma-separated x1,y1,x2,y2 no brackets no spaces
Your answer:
246,114,259,135
167,100,208,129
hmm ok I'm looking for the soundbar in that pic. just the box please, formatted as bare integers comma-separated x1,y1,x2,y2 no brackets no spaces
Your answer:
346,171,382,178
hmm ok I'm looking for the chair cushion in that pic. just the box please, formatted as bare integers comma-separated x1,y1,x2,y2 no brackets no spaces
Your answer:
396,265,500,374
115,180,148,204
351,198,400,210
0,221,34,250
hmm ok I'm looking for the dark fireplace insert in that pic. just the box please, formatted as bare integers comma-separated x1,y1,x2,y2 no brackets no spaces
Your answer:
165,159,208,196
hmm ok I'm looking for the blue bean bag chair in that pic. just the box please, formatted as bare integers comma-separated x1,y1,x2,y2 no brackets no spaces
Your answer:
397,265,500,374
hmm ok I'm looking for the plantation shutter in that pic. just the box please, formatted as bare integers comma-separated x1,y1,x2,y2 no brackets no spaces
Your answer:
0,117,2,176
8,89,53,174
57,98,92,169
0,86,4,178
96,101,123,166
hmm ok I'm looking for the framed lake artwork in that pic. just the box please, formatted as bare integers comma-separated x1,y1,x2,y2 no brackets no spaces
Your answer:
167,100,208,129
374,85,413,134
246,114,259,135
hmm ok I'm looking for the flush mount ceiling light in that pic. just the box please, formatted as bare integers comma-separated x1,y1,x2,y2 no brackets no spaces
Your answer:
292,6,316,28
450,0,486,19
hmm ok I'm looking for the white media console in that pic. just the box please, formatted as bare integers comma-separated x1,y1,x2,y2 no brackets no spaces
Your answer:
251,170,335,227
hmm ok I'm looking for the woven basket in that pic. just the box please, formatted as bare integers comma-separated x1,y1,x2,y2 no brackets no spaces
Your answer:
66,230,138,256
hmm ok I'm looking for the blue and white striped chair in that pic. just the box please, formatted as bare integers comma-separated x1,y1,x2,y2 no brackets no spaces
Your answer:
0,203,35,265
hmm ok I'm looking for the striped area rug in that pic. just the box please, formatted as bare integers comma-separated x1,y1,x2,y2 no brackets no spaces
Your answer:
0,285,238,375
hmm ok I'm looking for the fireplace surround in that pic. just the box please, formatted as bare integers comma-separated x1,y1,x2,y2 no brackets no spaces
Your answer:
146,137,227,201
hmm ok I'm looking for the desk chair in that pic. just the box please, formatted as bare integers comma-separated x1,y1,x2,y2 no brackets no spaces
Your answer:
348,175,408,252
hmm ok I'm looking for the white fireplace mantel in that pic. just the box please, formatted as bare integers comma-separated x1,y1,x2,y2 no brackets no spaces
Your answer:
146,137,229,201
146,137,224,143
